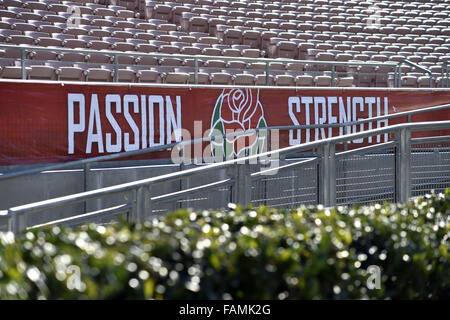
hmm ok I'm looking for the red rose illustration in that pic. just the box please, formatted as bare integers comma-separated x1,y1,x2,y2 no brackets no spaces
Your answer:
211,89,267,157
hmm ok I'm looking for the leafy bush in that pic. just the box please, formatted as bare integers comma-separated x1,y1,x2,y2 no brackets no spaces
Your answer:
0,190,448,299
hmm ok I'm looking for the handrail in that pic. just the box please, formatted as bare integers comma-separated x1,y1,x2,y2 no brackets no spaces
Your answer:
1,102,449,182
396,59,433,88
0,44,402,86
1,102,450,182
400,60,432,76
5,120,450,218
1,45,437,88
0,44,399,67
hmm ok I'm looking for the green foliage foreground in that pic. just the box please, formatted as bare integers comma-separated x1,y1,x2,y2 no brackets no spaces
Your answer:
0,191,449,299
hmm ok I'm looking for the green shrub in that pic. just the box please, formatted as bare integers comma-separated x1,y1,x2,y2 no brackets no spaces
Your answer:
0,190,448,299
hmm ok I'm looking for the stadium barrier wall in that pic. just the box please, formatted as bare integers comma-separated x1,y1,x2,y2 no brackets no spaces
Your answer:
1,80,450,166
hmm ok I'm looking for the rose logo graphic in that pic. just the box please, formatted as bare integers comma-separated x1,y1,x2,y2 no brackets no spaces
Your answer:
210,88,268,159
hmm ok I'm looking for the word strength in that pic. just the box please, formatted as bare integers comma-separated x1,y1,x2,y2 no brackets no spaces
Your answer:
178,304,271,317
288,95,390,145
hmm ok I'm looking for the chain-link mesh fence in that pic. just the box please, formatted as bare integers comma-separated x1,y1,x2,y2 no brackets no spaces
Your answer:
336,148,396,205
150,183,233,217
251,158,318,209
410,141,450,197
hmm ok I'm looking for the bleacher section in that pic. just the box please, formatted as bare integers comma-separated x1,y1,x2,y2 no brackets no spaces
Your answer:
0,0,449,86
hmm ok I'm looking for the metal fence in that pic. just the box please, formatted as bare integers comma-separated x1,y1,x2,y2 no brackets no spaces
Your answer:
410,137,450,197
1,102,449,181
2,120,450,234
0,44,438,87
251,158,319,209
0,102,449,228
335,144,396,205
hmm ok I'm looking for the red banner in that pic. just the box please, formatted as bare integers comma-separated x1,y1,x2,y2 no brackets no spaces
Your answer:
0,81,450,166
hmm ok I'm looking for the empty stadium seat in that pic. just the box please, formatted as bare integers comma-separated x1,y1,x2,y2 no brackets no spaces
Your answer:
210,72,232,85
57,66,84,81
28,65,56,80
0,0,448,87
335,77,354,87
315,75,332,87
232,73,254,86
134,69,161,83
401,75,418,88
86,68,112,82
275,74,295,86
295,75,314,87
115,69,136,83
165,72,189,84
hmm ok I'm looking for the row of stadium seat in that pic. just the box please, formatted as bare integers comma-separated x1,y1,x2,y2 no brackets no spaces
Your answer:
2,63,434,88
0,0,449,87
1,27,449,66
0,47,441,87
0,64,354,86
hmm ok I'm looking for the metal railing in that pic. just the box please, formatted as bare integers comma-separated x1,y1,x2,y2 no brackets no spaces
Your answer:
1,102,450,185
2,120,450,234
0,44,433,87
395,59,433,88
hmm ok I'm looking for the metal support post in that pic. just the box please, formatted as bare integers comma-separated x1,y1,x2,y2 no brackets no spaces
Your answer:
83,163,90,213
194,58,199,84
394,65,398,88
395,128,411,203
232,164,252,207
129,189,137,223
329,143,336,207
21,48,26,80
331,65,335,86
318,143,336,207
113,54,118,82
136,185,151,223
12,212,26,235
318,144,328,205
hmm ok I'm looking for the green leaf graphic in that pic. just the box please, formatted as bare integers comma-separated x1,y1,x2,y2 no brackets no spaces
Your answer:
212,95,222,125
